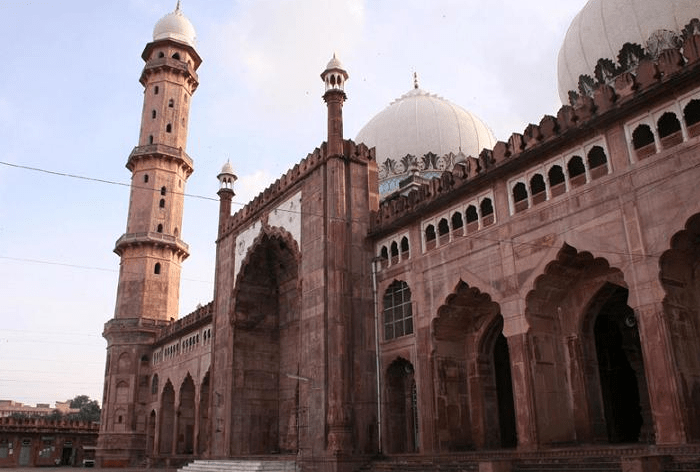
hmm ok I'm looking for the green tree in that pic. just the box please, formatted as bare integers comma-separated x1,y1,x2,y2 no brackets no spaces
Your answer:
68,395,101,423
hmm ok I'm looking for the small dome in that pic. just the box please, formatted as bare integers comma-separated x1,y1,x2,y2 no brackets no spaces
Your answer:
220,161,235,176
557,0,698,102
326,53,345,71
153,2,197,48
356,84,496,194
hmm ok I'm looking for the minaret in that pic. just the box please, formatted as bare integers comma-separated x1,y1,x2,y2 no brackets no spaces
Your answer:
98,3,201,466
113,1,202,322
321,53,348,156
217,161,237,236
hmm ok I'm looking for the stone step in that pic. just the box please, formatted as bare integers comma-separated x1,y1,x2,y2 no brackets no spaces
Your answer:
179,459,297,472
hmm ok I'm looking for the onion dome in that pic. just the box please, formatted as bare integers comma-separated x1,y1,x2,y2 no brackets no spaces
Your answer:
217,160,237,190
153,1,197,48
557,0,698,102
356,75,496,195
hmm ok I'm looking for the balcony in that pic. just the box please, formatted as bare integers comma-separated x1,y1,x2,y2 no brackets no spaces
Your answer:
114,231,189,258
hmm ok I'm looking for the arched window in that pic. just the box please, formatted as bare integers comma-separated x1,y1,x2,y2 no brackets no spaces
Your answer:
143,174,149,183
166,123,172,133
657,112,682,149
451,212,464,236
168,99,174,108
174,227,179,237
158,51,165,58
513,182,528,213
632,124,656,159
157,224,163,233
466,205,479,232
148,135,154,144
380,246,389,268
154,85,159,95
159,199,165,209
383,281,413,340
683,99,700,137
425,225,436,250
438,218,450,245
390,241,399,265
530,174,546,205
400,236,410,260
160,186,166,196
172,53,181,60
154,263,161,275
480,198,495,226
152,110,156,119
587,146,609,179
548,165,566,197
567,156,587,188
151,374,159,395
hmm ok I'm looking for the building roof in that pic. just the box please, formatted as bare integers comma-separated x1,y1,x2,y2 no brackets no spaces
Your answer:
557,0,698,102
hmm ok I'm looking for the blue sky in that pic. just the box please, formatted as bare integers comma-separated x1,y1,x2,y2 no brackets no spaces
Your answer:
0,0,587,406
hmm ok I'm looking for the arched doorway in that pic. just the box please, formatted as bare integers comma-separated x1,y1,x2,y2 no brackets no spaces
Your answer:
177,375,195,454
582,284,652,443
385,358,418,453
231,232,300,455
491,332,517,448
159,381,175,454
147,410,156,455
197,372,210,455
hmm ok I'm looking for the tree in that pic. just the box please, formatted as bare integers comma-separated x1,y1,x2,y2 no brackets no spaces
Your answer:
68,395,101,423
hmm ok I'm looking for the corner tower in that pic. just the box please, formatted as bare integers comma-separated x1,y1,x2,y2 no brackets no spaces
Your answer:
98,3,201,466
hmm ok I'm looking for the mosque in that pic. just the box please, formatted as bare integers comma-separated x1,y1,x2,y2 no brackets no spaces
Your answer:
97,1,700,471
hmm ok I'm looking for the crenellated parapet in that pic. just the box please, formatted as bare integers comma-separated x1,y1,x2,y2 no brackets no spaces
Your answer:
155,300,213,343
371,22,700,233
0,417,99,432
218,139,375,239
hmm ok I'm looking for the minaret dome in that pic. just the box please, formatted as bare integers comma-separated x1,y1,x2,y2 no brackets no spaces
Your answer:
153,1,197,47
218,160,237,191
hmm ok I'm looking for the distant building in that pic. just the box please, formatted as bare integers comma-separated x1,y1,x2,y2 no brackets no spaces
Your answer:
0,400,79,418
0,417,98,467
98,0,700,471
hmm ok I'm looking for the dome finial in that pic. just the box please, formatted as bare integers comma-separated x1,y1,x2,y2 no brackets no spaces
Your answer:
413,72,419,90
175,0,182,11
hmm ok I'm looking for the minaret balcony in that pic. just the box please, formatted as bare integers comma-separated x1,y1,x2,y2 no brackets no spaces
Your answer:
114,231,190,259
139,56,199,86
127,143,194,176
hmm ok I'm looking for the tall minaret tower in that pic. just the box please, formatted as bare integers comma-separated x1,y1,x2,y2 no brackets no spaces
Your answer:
98,3,201,466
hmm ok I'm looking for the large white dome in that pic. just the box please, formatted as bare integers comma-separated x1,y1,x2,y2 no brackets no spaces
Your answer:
153,2,197,48
557,0,699,102
356,84,496,194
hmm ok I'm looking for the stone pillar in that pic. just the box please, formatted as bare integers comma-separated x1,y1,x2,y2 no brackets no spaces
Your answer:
506,332,538,449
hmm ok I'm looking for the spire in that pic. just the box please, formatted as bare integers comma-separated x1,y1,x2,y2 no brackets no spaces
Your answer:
321,53,349,157
413,72,419,89
176,0,182,11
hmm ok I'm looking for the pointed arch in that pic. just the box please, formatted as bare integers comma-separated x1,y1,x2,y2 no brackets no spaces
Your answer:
659,212,700,441
159,380,175,454
177,374,196,454
197,371,210,455
385,357,418,454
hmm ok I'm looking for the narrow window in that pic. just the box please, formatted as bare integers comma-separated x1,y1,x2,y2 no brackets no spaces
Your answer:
160,186,166,196
148,135,154,144
158,51,165,58
425,225,436,250
401,236,410,260
451,212,464,235
143,174,149,183
480,198,495,226
154,85,159,95
390,241,399,265
632,124,656,159
154,263,161,275
657,112,682,149
587,146,608,179
530,174,546,204
174,227,179,237
383,281,413,340
466,205,479,232
548,165,565,197
438,218,450,245
567,156,587,188
172,53,181,60
683,99,700,137
513,182,528,212
168,99,174,108
157,224,163,233
380,246,389,268
166,123,172,133
159,199,165,209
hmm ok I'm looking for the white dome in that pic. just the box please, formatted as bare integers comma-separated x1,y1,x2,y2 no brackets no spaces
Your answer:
356,85,496,193
557,0,698,102
153,3,197,48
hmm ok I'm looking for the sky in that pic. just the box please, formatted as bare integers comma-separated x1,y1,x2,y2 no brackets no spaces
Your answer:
0,0,588,407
